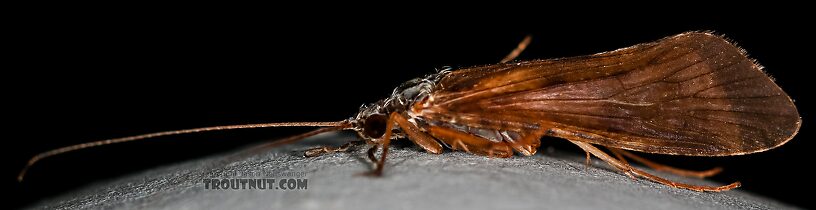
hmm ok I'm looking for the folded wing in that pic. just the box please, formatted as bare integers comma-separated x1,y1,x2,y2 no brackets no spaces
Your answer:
422,32,800,156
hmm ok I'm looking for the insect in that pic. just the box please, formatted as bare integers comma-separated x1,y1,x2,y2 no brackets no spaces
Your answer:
19,32,801,192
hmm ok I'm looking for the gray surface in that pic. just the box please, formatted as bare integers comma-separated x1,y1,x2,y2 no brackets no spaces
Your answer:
28,133,799,210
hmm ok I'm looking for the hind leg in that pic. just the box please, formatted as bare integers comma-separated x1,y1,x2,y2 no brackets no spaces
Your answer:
607,147,722,178
571,140,739,192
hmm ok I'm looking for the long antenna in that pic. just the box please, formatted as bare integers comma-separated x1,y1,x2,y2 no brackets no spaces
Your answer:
18,120,351,182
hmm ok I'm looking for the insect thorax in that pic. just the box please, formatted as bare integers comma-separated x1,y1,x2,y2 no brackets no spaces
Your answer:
351,70,449,140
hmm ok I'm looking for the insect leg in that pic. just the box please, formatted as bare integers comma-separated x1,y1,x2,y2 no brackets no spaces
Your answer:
366,144,379,164
360,112,406,176
608,148,629,165
504,128,545,156
391,112,444,154
361,112,445,176
303,140,364,157
607,147,722,178
605,148,635,180
427,126,513,158
569,140,740,192
500,35,533,63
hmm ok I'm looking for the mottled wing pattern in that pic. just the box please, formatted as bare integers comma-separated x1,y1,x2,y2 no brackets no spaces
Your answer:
419,32,800,156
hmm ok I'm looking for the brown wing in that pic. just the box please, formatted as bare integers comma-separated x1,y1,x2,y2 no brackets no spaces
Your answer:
418,32,800,156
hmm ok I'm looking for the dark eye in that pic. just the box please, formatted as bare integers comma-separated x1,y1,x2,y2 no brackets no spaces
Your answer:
362,114,388,139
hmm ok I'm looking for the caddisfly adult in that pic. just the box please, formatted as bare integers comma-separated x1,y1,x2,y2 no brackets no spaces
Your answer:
19,32,801,192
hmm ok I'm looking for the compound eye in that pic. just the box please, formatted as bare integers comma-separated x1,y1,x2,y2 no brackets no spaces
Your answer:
362,114,388,139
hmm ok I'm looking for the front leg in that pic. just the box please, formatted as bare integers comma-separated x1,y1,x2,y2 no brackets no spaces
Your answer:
359,112,398,176
362,112,444,176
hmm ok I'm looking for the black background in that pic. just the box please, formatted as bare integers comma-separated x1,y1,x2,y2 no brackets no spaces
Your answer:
7,9,813,209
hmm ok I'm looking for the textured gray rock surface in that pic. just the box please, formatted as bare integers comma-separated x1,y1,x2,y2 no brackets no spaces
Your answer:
27,133,799,210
